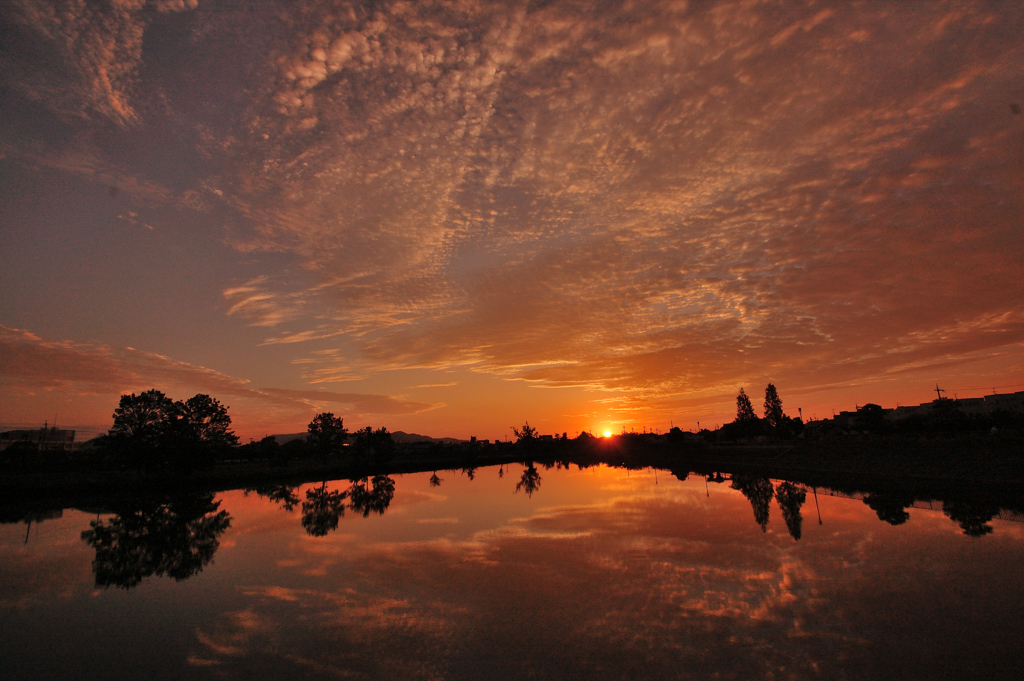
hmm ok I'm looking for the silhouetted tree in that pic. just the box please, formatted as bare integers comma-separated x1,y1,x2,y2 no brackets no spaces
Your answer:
352,426,395,462
429,471,442,487
80,493,231,589
863,491,915,525
348,475,396,517
301,482,346,536
515,463,542,498
513,422,538,440
732,475,774,532
764,384,784,429
775,481,807,540
104,390,240,470
307,413,348,461
177,394,238,450
736,389,757,422
108,389,177,468
513,422,538,456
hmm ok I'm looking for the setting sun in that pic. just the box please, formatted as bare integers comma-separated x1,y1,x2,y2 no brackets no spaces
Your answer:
604,430,612,438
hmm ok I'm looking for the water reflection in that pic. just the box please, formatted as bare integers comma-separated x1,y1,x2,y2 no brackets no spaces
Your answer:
348,475,396,518
731,475,774,532
299,475,396,536
3,464,1024,681
245,484,300,511
515,462,542,497
943,500,1001,537
301,482,346,537
863,491,915,525
774,481,806,540
80,493,231,589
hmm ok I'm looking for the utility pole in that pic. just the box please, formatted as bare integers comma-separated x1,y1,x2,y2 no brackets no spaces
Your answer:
934,384,945,400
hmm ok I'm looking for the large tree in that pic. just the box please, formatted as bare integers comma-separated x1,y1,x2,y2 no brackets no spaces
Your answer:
110,390,177,447
177,394,238,450
307,412,348,460
108,390,177,468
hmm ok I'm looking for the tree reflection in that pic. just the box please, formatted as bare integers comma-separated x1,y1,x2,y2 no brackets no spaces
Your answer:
246,484,300,512
348,475,396,517
731,475,774,532
863,492,916,525
515,463,542,498
301,483,347,536
774,481,806,540
943,500,1000,537
80,493,231,589
429,471,443,487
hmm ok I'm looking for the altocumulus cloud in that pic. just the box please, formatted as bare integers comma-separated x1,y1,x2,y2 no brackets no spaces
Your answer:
3,0,1022,420
217,0,1024,401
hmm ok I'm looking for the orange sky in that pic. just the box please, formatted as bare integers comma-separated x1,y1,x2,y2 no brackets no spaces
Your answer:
1,1,1023,441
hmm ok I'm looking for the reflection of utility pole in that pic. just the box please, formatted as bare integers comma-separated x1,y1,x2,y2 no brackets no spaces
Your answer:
813,487,822,525
705,476,709,497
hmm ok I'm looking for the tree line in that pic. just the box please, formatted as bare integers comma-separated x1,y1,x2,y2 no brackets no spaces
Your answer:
718,383,803,440
83,392,396,472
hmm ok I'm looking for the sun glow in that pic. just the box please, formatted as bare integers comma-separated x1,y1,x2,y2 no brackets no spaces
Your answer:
603,430,612,438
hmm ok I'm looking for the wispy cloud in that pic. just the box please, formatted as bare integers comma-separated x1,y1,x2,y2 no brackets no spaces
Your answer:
259,388,439,415
0,326,440,421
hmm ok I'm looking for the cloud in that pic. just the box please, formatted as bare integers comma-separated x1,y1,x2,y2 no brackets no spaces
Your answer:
0,326,439,418
0,0,199,125
223,277,309,328
259,388,439,415
210,0,1024,408
183,470,1024,678
0,325,261,398
2,1,1022,428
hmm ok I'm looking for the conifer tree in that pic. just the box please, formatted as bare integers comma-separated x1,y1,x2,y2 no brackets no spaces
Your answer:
736,388,757,422
764,383,784,428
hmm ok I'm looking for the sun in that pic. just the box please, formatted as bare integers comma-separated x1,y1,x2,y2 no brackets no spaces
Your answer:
603,430,612,438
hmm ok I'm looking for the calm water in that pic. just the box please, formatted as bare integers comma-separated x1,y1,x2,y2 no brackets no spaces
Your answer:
2,464,1023,680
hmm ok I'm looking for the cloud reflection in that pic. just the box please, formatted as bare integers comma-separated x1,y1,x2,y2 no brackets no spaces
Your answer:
188,468,1024,679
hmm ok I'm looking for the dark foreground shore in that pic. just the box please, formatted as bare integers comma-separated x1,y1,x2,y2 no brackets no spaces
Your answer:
2,431,1022,521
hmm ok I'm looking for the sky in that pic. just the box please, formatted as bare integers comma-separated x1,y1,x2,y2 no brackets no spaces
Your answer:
1,0,1023,441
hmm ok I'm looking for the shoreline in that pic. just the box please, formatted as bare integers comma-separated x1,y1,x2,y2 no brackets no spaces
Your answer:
2,434,1022,518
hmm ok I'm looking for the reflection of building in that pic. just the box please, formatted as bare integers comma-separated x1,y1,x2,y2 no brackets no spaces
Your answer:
0,425,75,452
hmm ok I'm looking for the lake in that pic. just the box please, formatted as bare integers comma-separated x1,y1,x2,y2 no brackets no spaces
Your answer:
2,463,1023,680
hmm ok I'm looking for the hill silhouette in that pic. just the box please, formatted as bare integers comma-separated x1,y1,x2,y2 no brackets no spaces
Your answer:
265,431,465,446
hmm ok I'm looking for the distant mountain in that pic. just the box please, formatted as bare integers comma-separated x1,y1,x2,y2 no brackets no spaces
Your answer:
264,431,466,445
390,431,466,445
